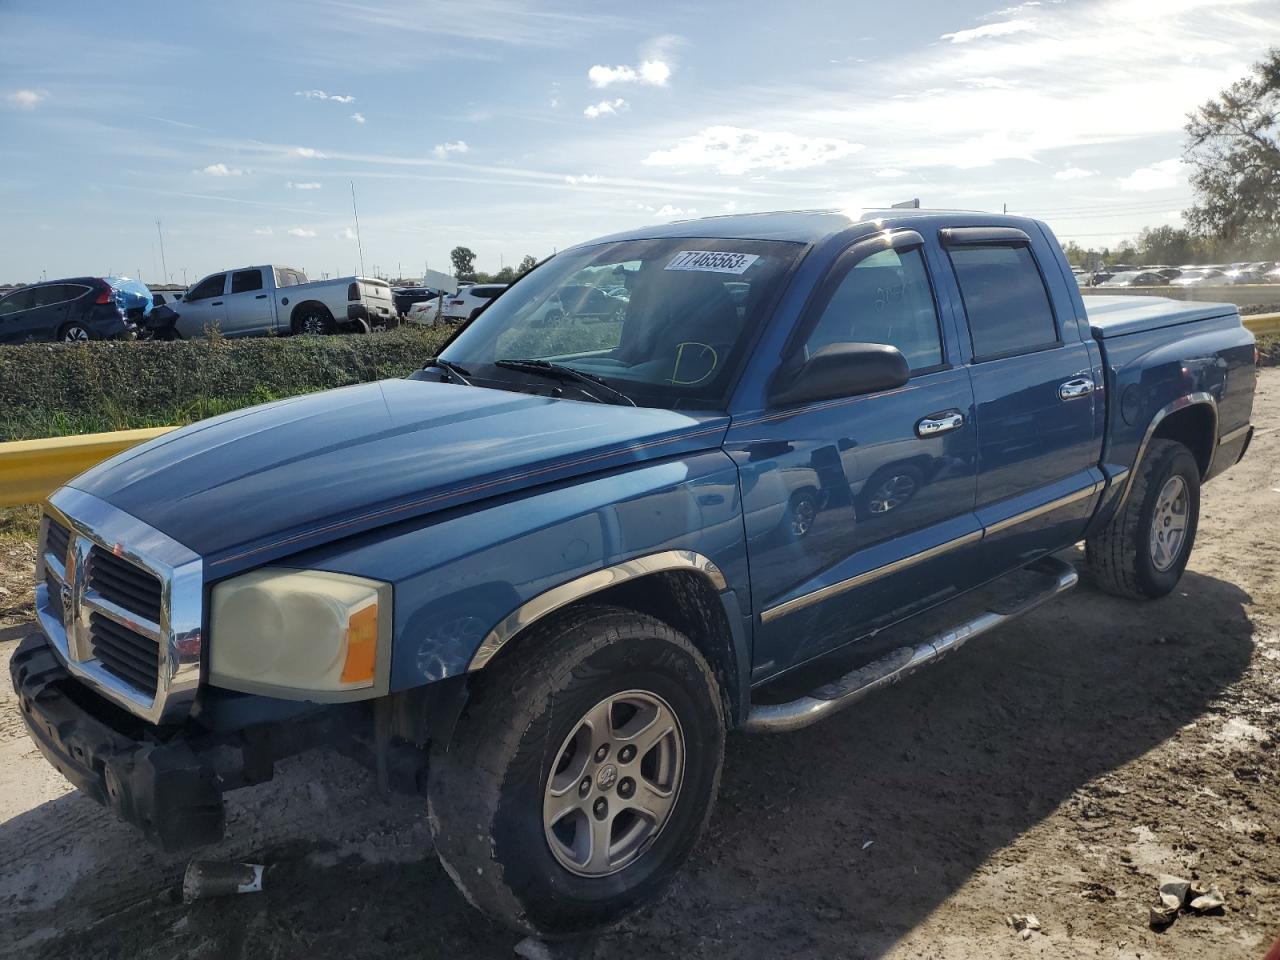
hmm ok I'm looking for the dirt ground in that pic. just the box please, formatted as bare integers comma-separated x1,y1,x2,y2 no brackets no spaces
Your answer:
2,372,1277,960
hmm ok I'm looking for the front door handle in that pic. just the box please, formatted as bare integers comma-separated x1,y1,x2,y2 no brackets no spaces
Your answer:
916,410,965,438
255,294,267,300
1059,377,1095,401
211,300,223,306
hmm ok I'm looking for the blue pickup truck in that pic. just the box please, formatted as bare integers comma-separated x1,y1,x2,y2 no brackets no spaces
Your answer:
12,210,1255,938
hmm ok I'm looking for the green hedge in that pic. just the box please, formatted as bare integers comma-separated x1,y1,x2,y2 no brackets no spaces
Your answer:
0,326,451,441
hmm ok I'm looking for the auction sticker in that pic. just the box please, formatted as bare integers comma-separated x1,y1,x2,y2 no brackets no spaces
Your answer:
664,250,760,275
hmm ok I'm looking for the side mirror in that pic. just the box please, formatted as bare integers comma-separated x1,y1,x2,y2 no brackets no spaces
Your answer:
770,342,910,407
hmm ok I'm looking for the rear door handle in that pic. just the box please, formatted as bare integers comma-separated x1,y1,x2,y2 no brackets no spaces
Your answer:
916,410,965,438
211,300,223,306
1059,377,1095,400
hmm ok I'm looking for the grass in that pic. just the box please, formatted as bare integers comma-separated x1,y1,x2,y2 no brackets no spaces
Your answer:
0,325,452,542
0,325,452,442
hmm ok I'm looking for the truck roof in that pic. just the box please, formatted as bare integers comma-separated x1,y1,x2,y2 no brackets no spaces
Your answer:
578,207,1054,251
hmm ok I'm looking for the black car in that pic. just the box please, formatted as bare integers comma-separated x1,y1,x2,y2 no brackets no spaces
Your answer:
392,286,446,316
0,276,151,344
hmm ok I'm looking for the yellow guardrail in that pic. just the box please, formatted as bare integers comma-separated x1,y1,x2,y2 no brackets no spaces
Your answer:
1244,312,1280,336
0,312,1276,510
0,427,175,509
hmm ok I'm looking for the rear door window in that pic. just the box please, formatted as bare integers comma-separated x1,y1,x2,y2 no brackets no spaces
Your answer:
231,269,264,294
948,244,1059,360
0,289,35,314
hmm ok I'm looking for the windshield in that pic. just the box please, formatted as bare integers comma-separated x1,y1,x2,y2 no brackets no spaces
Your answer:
440,237,804,409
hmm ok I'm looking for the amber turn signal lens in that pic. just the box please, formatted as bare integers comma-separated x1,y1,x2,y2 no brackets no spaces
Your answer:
341,604,379,684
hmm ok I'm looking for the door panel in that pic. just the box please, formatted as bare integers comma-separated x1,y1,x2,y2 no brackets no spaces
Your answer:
944,233,1103,568
223,269,273,335
731,231,980,682
730,370,979,679
175,273,227,337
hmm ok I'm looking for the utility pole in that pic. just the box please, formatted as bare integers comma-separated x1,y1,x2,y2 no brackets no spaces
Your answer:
350,181,366,277
156,218,169,283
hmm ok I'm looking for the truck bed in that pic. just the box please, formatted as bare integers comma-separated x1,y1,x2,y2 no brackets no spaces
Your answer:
1084,295,1238,339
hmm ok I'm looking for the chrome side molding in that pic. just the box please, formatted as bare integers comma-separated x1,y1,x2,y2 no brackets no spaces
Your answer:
742,556,1078,734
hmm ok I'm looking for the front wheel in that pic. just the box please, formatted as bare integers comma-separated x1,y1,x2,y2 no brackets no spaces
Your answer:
1086,438,1200,599
428,606,724,938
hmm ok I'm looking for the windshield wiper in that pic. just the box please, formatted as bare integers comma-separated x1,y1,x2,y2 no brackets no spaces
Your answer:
422,357,472,385
495,359,636,406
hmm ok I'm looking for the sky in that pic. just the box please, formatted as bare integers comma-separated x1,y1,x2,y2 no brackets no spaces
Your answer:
1,0,1277,286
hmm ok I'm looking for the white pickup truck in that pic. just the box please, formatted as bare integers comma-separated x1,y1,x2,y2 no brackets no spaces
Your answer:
150,265,395,338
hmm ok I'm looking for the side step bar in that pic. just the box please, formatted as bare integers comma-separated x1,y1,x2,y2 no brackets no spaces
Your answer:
742,556,1079,734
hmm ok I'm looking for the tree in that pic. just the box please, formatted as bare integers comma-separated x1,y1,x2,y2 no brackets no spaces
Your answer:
517,254,538,276
1184,48,1280,251
450,246,477,281
1136,226,1197,265
1060,241,1088,267
493,266,516,283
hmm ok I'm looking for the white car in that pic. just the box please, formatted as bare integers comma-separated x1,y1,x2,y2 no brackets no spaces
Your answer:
442,283,507,321
406,295,446,325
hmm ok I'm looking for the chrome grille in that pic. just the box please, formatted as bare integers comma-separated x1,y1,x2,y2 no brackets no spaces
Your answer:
88,547,163,624
89,612,160,695
34,488,203,725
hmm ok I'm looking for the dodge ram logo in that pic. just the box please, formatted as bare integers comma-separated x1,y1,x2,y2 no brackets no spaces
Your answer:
60,583,74,626
596,764,618,791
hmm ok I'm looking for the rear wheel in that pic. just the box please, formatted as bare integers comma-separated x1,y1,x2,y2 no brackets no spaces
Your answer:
1086,438,1200,599
428,606,724,938
293,306,334,336
59,323,91,342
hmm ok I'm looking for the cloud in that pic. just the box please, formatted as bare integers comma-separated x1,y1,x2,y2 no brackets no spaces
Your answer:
940,19,1036,43
960,76,1018,89
1053,166,1098,180
589,54,673,88
644,126,864,175
338,226,358,240
564,174,602,185
584,98,628,119
288,227,316,238
722,200,739,212
351,112,366,123
294,147,325,158
199,163,245,176
432,140,469,159
635,202,697,218
295,90,356,103
875,168,909,178
6,89,43,110
1118,158,1181,192
253,226,274,236
287,181,322,189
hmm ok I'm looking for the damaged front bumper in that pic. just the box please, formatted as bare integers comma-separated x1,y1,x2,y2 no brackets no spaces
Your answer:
10,633,225,851
9,633,374,852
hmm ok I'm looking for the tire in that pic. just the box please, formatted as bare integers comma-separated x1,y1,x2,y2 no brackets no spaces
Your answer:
1086,438,1200,599
428,606,725,938
292,306,334,336
59,323,91,342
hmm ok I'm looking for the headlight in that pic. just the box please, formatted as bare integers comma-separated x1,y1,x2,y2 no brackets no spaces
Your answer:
210,568,392,700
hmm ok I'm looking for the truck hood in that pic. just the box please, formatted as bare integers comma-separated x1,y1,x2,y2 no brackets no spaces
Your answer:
69,379,729,572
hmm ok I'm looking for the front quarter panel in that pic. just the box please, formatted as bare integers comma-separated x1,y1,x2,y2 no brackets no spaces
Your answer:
283,450,750,690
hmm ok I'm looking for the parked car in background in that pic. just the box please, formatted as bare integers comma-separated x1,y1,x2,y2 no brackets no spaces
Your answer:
442,283,507,321
1097,270,1167,288
143,265,395,339
1224,269,1269,285
393,286,448,317
406,294,446,325
0,276,151,344
1153,268,1182,281
1170,268,1227,287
